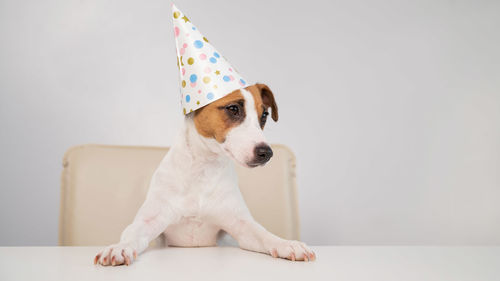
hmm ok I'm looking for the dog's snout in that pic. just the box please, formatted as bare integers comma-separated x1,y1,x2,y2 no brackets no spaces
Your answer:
250,143,273,166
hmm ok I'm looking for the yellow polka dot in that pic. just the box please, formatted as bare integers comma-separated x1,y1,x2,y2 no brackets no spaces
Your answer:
182,80,186,88
173,11,180,19
183,108,186,114
189,109,193,113
197,101,200,105
213,85,218,89
203,37,209,43
187,57,194,65
203,76,211,83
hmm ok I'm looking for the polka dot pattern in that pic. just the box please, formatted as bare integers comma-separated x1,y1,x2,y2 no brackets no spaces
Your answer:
172,4,250,115
193,40,203,49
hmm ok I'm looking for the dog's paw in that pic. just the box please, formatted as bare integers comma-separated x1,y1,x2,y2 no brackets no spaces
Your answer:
94,243,137,266
267,240,316,262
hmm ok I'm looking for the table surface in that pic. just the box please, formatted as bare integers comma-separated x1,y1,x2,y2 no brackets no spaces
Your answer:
0,246,499,281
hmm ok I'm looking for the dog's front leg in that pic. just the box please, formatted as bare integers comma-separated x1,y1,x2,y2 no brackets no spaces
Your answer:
94,197,175,266
224,217,316,261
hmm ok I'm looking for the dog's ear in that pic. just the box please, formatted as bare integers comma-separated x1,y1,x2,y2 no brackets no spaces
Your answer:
255,83,278,122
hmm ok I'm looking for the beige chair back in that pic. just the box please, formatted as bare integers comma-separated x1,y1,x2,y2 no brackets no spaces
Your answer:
59,144,300,246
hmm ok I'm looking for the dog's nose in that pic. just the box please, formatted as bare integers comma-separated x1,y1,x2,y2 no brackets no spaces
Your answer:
253,144,273,165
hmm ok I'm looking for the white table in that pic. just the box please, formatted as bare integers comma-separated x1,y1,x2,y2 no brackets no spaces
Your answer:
0,246,499,281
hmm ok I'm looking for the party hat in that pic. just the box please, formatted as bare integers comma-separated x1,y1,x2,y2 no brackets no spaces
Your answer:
171,4,249,114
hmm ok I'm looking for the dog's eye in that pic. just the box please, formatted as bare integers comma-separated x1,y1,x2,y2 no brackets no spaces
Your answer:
226,105,239,115
260,111,269,127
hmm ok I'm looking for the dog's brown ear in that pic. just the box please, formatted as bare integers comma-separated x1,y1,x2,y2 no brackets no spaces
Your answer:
256,83,278,122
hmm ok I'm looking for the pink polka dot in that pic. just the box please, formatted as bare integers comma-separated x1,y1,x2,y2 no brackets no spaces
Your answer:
186,33,190,37
180,48,185,55
183,43,187,48
190,82,197,88
181,68,186,75
228,68,233,72
204,67,211,73
198,90,201,93
199,54,207,60
229,75,235,81
174,27,180,37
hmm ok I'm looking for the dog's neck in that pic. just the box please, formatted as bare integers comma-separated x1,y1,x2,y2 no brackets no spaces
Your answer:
170,115,230,167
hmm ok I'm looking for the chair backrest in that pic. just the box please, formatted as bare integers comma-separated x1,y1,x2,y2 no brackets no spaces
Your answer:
59,144,300,246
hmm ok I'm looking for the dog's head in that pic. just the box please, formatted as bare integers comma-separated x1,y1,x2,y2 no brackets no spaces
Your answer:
192,83,278,168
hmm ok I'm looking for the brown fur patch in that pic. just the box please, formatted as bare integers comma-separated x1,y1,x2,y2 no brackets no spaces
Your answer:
245,85,265,123
193,90,245,143
245,83,279,127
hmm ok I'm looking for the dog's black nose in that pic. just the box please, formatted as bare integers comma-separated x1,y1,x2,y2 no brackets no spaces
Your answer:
252,144,273,166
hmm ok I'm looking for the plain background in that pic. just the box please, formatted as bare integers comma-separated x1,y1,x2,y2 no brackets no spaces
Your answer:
1,0,499,246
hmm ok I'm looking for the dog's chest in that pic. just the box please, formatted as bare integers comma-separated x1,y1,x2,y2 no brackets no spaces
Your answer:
167,160,236,215
173,181,225,218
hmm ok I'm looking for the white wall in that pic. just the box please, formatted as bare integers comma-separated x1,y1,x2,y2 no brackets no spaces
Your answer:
0,0,499,246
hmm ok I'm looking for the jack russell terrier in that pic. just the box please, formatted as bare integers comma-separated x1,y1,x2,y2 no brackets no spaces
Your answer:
94,84,316,266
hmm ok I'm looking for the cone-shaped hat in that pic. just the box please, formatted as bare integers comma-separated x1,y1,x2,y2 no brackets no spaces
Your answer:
171,4,249,114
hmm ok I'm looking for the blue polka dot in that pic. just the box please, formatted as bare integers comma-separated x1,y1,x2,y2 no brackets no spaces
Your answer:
223,75,230,82
192,26,196,30
240,79,246,85
209,57,217,63
206,92,214,100
193,40,203,48
213,52,220,58
186,95,190,102
190,74,197,83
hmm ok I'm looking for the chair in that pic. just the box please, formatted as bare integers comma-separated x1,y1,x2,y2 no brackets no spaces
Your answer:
59,144,300,246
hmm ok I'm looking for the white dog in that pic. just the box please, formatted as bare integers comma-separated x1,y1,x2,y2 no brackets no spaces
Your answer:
94,84,315,266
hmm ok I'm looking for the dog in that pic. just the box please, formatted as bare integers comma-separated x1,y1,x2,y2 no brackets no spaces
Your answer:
94,83,316,266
